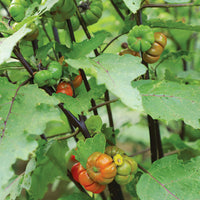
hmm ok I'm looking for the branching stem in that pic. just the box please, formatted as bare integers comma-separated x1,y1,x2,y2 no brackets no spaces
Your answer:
56,129,80,140
0,0,10,16
110,0,125,20
136,10,163,163
13,47,34,76
142,3,200,9
88,98,119,112
101,33,127,53
41,19,58,60
73,0,99,56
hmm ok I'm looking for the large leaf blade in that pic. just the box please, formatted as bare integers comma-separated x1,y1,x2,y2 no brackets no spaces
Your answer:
133,80,200,129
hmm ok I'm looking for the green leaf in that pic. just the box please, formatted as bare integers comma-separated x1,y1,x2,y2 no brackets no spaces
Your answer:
101,124,119,145
59,192,93,200
0,21,13,34
64,31,109,59
73,133,106,168
22,158,37,190
132,80,200,129
194,0,200,5
177,70,200,83
137,155,200,200
1,175,23,200
28,140,69,199
85,115,103,135
146,19,200,31
0,24,32,65
0,78,62,196
123,0,142,14
126,171,142,198
55,78,106,115
164,0,190,2
160,50,191,62
2,158,36,200
67,54,146,111
36,42,54,65
44,110,71,137
38,0,59,15
163,134,200,160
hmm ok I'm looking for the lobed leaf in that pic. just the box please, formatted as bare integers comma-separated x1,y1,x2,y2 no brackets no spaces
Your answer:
137,155,200,200
0,78,63,197
73,133,106,168
132,80,200,129
0,25,32,65
146,19,200,31
123,0,143,14
67,54,147,111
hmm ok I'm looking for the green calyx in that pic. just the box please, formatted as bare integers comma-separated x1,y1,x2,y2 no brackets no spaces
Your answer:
127,25,155,52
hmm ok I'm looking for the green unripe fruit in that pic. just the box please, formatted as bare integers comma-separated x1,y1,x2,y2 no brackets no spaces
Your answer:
70,15,80,31
127,25,155,52
9,4,25,22
115,174,134,185
79,0,103,26
114,156,138,185
34,70,52,87
50,0,64,12
48,79,58,86
90,6,102,18
91,0,103,11
84,10,99,25
48,61,62,80
55,21,66,29
24,23,39,41
105,146,125,157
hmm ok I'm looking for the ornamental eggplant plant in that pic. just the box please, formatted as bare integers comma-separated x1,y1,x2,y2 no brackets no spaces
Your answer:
1,0,200,200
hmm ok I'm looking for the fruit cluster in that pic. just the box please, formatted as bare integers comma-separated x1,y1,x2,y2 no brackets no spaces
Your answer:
34,61,62,87
124,26,167,64
143,32,167,64
34,61,82,95
127,25,155,52
70,146,138,193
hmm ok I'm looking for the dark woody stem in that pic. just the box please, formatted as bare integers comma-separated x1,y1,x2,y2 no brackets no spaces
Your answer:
110,0,125,20
142,3,200,9
136,11,163,163
73,0,99,56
